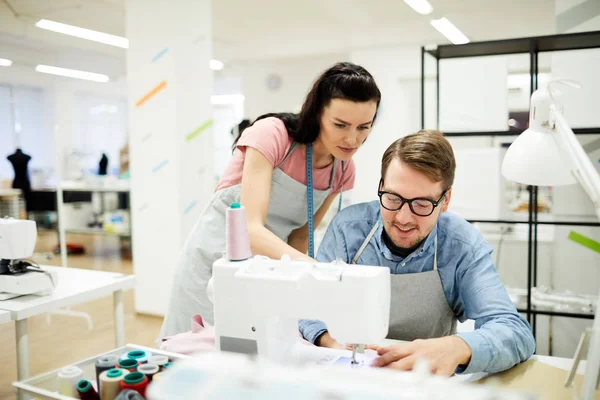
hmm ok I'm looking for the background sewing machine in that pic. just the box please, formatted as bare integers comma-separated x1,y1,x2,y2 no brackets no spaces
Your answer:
0,218,56,300
210,254,390,365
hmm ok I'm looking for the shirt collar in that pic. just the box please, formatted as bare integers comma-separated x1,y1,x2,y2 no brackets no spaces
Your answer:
374,212,439,263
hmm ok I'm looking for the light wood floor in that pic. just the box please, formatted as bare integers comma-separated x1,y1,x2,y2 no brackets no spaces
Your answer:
0,230,163,400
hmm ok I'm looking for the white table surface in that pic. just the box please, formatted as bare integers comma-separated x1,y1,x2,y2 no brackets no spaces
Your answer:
0,188,21,196
59,181,130,193
0,309,10,324
1,265,137,393
376,339,586,382
0,265,136,320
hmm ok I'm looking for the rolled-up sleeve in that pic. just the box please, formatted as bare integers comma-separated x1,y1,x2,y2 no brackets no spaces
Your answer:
298,217,349,343
453,240,536,374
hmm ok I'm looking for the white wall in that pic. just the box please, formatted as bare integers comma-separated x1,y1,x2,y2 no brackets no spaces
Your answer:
221,53,348,121
349,46,437,204
0,64,127,185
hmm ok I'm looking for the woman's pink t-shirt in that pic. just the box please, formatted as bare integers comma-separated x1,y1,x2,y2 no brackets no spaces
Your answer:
215,117,355,193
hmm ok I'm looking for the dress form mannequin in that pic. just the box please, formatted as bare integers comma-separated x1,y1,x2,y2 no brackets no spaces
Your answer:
7,148,32,212
99,153,109,175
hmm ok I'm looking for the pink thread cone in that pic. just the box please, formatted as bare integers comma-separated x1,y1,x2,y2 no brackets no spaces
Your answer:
226,203,252,261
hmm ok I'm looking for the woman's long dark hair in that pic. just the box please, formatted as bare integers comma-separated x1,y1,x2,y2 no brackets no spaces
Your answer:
232,62,381,149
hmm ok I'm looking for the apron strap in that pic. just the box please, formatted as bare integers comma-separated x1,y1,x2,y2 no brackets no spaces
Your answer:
433,234,438,271
327,159,338,189
275,142,299,169
337,161,345,212
351,221,380,264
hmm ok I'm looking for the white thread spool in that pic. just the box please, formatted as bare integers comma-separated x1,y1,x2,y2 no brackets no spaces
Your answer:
57,365,83,397
147,355,169,370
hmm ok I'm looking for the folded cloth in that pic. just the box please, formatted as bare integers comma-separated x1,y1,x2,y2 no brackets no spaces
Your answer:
160,314,217,355
160,314,316,355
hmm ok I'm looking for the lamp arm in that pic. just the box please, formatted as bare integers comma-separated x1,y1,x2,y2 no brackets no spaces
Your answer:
550,103,600,221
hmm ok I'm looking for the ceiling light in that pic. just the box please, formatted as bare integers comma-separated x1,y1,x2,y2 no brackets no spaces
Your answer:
0,58,13,67
35,65,110,83
36,19,129,48
430,18,469,45
404,0,433,15
209,59,224,71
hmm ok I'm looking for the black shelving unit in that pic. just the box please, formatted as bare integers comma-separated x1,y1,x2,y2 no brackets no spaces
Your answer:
421,31,600,340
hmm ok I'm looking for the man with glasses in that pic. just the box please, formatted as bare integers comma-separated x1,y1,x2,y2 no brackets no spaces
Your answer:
299,130,535,376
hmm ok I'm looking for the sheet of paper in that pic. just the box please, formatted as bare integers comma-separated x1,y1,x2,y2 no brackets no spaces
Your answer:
316,350,378,368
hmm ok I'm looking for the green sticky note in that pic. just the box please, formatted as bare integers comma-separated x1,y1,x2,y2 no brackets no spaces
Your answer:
568,231,600,254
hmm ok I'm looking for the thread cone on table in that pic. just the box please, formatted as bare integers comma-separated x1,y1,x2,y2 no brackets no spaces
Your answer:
58,365,84,397
116,358,139,372
147,355,169,370
115,389,145,400
77,379,100,400
121,350,152,364
99,368,127,400
226,202,252,261
120,372,149,398
95,355,119,398
138,363,159,381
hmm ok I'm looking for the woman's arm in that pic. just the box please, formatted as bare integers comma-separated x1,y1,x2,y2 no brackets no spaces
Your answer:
287,191,338,254
241,147,314,261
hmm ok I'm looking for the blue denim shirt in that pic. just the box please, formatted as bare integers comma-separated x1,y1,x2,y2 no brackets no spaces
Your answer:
299,201,535,374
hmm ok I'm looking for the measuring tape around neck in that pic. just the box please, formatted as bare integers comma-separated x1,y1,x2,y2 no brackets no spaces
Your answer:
306,143,315,259
306,143,344,259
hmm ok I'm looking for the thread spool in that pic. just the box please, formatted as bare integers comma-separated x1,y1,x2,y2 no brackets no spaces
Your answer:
58,365,84,397
163,362,172,370
120,372,148,398
120,350,152,364
147,355,168,370
77,379,100,400
225,202,252,261
115,389,144,400
137,363,159,382
152,372,162,382
95,355,118,397
99,368,127,400
116,358,139,372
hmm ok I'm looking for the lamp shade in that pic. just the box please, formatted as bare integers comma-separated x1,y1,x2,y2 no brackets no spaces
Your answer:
502,128,576,186
501,88,577,187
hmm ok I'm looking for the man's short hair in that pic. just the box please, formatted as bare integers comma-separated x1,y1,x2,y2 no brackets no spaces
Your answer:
381,129,456,189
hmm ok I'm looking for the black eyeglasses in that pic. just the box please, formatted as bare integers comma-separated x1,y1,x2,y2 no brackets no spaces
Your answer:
378,180,449,217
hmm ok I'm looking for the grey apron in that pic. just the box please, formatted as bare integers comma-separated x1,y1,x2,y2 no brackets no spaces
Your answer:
159,142,339,339
351,221,457,341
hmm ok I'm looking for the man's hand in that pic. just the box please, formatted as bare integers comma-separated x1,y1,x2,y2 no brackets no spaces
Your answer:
371,336,472,376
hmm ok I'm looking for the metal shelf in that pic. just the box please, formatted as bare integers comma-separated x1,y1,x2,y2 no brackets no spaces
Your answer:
467,219,600,227
517,308,595,320
422,30,600,345
426,30,600,59
444,127,600,137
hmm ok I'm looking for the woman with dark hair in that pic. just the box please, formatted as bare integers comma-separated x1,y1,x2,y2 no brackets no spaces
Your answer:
160,62,381,338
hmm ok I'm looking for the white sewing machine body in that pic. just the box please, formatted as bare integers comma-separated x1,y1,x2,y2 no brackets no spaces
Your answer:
0,218,56,300
212,256,390,362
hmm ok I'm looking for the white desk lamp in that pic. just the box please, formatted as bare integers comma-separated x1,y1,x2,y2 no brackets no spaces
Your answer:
501,79,600,400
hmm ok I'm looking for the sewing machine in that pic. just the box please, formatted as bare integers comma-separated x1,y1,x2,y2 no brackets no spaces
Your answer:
210,255,390,364
0,218,57,300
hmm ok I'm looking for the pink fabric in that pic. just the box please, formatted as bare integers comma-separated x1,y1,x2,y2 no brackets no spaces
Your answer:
159,314,217,355
160,314,315,355
215,117,355,194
